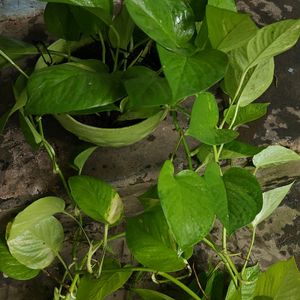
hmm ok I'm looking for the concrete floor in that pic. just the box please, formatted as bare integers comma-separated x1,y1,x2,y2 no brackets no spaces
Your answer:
0,0,299,299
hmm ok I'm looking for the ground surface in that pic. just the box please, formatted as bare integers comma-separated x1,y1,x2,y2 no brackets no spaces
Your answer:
0,0,299,299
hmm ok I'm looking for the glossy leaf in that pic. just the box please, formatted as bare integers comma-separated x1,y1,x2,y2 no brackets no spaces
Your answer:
226,265,261,300
253,145,300,169
208,0,237,11
224,103,269,127
123,66,173,108
126,206,187,272
206,5,257,52
158,46,228,101
108,6,135,49
186,93,238,145
26,63,125,114
251,183,294,227
158,160,214,249
77,261,132,300
69,175,123,225
126,0,195,50
7,217,64,270
223,167,263,234
73,146,98,174
6,197,65,269
44,3,81,41
204,162,229,229
253,258,300,300
134,289,175,300
0,239,39,280
224,54,274,106
0,36,37,67
40,0,112,10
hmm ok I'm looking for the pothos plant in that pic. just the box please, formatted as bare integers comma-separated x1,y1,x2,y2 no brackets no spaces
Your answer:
0,0,300,299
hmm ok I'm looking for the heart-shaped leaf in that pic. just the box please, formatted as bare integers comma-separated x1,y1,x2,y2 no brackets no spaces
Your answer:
158,160,214,249
251,183,294,227
206,5,257,52
223,167,263,234
126,205,187,272
253,145,300,169
186,93,238,145
0,239,39,280
126,0,195,50
158,47,228,101
26,63,125,115
69,175,123,225
73,146,98,175
208,0,237,11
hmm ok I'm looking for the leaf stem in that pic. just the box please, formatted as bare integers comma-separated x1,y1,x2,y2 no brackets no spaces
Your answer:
241,227,256,276
98,30,106,64
56,253,73,281
97,223,109,278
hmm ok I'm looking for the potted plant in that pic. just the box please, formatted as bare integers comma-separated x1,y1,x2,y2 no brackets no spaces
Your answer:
0,0,300,299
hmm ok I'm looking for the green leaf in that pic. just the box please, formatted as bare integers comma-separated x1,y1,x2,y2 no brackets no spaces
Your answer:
40,0,112,10
223,54,275,106
194,19,210,50
126,205,187,272
73,146,98,174
26,63,125,114
109,6,135,49
253,145,300,169
134,289,175,300
6,197,65,269
206,5,257,53
0,36,37,67
253,258,300,300
125,0,195,50
204,162,229,229
223,167,263,234
186,93,238,145
205,271,225,300
158,160,214,249
8,217,64,270
137,185,160,210
188,0,207,21
69,175,123,225
226,265,261,300
123,66,173,108
251,183,294,227
158,47,228,101
208,0,237,11
221,141,263,159
44,3,81,40
224,103,269,127
0,239,39,280
76,261,132,300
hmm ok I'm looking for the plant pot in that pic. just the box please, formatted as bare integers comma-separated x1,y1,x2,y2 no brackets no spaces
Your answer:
35,39,167,147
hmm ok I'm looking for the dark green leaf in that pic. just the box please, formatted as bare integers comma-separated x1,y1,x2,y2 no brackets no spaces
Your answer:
194,19,210,50
44,3,81,40
208,0,237,11
204,162,229,229
158,47,228,101
137,185,160,210
123,66,173,108
206,5,257,53
253,145,300,169
73,146,98,174
188,0,207,21
134,289,175,300
7,197,65,269
251,183,294,227
69,175,123,225
0,36,37,67
253,258,300,300
223,167,263,234
221,140,263,159
126,205,187,272
224,103,269,127
109,6,135,49
26,63,125,114
0,239,39,280
186,93,238,145
158,160,214,249
126,0,195,50
40,0,112,10
77,261,132,300
205,271,225,300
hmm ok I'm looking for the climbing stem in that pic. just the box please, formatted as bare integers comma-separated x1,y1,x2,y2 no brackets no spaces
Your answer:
97,223,109,278
241,227,256,276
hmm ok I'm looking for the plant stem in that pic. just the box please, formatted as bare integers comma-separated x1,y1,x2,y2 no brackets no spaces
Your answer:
108,232,125,242
56,253,73,281
98,30,106,64
97,223,109,278
0,49,29,78
222,228,228,254
241,227,256,276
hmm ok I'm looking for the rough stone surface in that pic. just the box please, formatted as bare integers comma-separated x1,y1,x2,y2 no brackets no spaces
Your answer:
0,0,299,299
